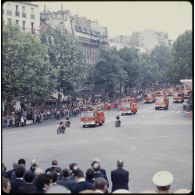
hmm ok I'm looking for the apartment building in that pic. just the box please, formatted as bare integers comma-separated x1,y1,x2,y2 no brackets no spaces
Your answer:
3,1,40,34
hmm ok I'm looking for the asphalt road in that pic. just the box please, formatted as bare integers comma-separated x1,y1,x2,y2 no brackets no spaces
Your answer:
2,97,192,192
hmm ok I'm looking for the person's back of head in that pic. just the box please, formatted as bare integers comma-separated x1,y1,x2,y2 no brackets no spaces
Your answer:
46,184,71,193
24,170,35,183
3,177,11,194
74,169,84,179
31,159,38,168
34,168,44,178
18,158,26,166
51,160,58,166
15,164,25,178
35,174,52,189
93,162,100,172
86,168,94,181
62,169,70,178
69,162,78,171
48,171,58,183
117,160,124,168
94,177,108,192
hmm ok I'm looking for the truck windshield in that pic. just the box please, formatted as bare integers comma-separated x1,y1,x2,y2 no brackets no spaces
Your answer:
81,112,94,117
121,103,130,108
156,97,164,103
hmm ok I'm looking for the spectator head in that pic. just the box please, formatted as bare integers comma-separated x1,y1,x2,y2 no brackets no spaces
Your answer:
48,171,58,184
117,160,124,168
62,169,70,178
2,163,6,172
35,174,52,190
2,177,11,194
24,170,35,183
46,184,71,193
18,158,26,166
51,160,58,166
152,171,174,193
15,164,25,178
31,159,38,167
74,169,84,181
13,162,18,170
69,162,78,171
93,162,100,172
174,188,191,193
113,189,132,193
34,168,44,178
94,177,108,193
86,168,94,182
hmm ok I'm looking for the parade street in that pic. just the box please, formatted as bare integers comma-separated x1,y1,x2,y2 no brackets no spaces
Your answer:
2,98,192,192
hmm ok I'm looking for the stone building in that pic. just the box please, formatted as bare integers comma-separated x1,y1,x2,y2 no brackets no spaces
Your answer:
3,1,40,34
40,10,108,65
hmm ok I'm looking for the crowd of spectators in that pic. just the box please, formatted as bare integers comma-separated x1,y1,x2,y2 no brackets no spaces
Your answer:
2,91,145,129
2,158,191,194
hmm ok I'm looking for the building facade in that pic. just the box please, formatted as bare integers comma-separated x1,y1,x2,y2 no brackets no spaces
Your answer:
40,10,108,65
3,1,40,34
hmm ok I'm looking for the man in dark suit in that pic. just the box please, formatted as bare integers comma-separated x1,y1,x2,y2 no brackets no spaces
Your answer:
92,162,109,187
10,164,25,193
111,160,129,192
34,174,52,193
57,168,76,190
70,169,94,193
18,170,37,193
45,160,61,174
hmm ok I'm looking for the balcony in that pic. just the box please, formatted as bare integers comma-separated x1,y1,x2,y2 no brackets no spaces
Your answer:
7,10,12,16
30,14,35,19
15,11,20,17
22,12,26,18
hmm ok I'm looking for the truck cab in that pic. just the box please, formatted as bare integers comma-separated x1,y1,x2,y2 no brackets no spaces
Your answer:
155,96,169,110
80,110,105,128
119,98,137,116
144,93,155,103
173,92,184,103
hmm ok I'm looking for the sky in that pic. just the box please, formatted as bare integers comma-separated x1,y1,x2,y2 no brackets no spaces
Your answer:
32,1,192,41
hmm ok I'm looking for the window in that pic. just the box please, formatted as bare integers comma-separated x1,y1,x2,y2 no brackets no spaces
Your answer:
15,5,20,16
22,6,26,18
16,20,19,25
16,5,19,11
22,21,26,31
31,22,35,33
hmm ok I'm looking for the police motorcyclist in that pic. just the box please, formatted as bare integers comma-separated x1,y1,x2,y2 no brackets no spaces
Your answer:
115,115,121,127
116,115,120,121
58,121,65,130
65,117,71,127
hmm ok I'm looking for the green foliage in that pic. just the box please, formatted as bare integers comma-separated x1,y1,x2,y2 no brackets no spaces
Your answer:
169,30,192,83
2,23,56,102
41,29,85,96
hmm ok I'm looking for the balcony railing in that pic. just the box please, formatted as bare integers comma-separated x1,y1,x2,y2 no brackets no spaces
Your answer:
30,14,35,19
22,12,26,18
15,11,20,17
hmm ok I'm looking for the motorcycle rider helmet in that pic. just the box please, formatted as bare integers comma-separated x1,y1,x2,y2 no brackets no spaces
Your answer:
59,121,63,125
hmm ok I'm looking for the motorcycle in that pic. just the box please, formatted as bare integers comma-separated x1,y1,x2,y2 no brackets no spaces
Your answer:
65,120,71,128
57,125,66,134
115,119,121,127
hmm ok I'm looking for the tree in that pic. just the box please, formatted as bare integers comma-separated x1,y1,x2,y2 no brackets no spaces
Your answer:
118,47,141,93
150,45,173,83
2,23,56,104
168,30,192,83
41,29,85,98
92,48,127,97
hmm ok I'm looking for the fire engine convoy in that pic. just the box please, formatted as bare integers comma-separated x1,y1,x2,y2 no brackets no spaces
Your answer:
173,92,184,103
80,110,105,128
144,93,155,103
119,97,137,116
155,95,169,110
